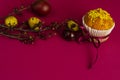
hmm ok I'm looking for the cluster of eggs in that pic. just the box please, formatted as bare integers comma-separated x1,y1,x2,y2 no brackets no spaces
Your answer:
5,16,42,32
5,16,82,41
4,0,52,31
4,0,83,41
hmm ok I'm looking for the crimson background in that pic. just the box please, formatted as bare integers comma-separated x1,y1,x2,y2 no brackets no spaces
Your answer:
0,0,120,80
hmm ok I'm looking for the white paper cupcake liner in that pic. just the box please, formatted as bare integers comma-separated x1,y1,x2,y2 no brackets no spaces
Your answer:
82,16,115,37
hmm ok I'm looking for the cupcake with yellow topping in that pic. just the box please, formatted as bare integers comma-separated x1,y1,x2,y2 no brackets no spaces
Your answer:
82,8,115,42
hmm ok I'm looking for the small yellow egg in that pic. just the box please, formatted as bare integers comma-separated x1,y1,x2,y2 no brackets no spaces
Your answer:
28,17,41,29
5,16,18,28
67,20,79,31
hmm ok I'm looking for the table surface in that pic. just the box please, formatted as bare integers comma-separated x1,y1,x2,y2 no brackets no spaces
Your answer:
0,0,120,80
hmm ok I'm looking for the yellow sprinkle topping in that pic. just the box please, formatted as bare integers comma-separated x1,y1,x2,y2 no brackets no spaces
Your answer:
84,8,114,30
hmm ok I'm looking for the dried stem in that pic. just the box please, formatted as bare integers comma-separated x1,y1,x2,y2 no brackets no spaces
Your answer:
0,5,30,20
0,32,19,39
0,23,52,32
9,6,30,16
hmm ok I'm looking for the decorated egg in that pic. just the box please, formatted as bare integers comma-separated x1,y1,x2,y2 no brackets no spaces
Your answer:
67,20,79,31
31,0,51,16
28,17,41,31
5,16,18,28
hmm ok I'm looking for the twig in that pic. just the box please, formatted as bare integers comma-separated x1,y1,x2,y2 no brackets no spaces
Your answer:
0,32,20,39
0,6,30,20
9,6,30,16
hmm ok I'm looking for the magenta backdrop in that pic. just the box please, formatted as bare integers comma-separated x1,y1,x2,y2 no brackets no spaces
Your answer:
0,0,120,80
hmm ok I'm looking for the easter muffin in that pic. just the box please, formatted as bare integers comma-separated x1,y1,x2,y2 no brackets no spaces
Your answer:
82,8,115,42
